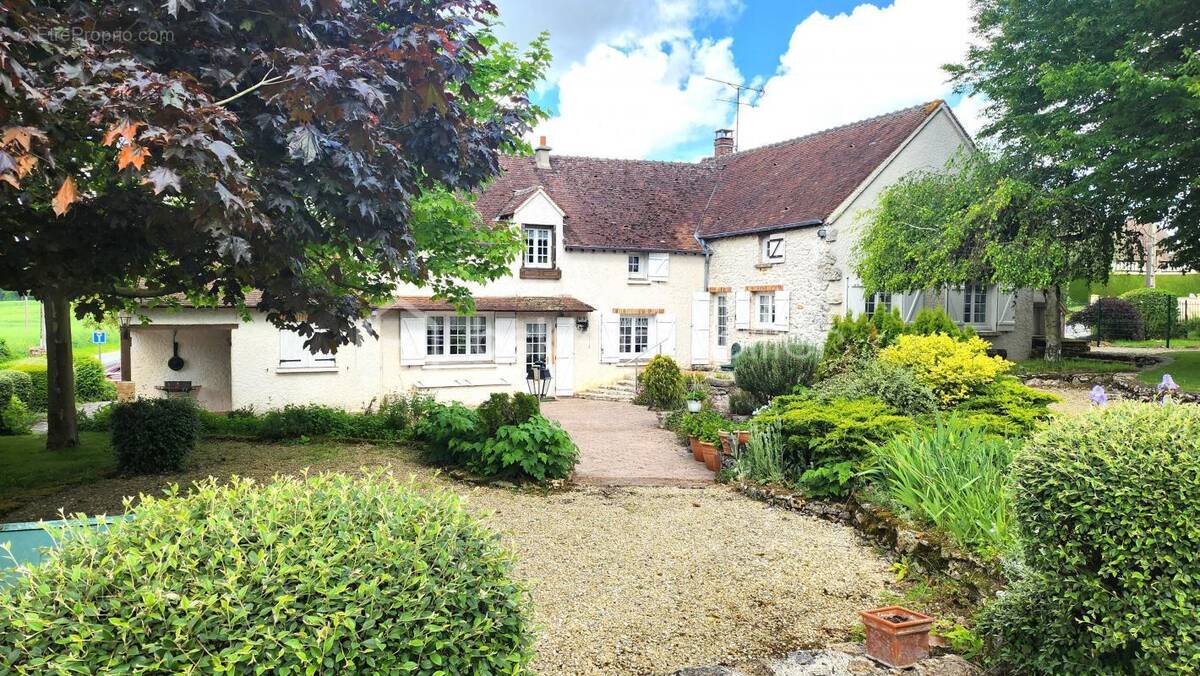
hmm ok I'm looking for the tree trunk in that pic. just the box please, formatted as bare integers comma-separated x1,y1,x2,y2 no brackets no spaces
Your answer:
1043,285,1064,362
43,294,78,450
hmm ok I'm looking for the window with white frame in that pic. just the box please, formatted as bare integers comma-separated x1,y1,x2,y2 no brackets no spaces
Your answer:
627,254,645,279
426,314,490,360
756,292,776,326
864,292,892,317
963,283,988,324
525,321,547,369
279,330,337,369
618,316,650,354
762,234,785,263
523,225,552,268
716,295,729,347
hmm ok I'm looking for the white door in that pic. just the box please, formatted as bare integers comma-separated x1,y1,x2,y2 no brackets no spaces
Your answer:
554,317,575,396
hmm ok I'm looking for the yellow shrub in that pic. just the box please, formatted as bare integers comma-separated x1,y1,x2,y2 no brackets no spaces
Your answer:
879,334,1011,406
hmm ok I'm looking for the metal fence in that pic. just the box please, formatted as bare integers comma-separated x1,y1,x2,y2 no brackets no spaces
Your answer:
1076,293,1199,347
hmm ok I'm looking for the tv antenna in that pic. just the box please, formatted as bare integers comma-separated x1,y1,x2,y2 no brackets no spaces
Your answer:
705,76,763,151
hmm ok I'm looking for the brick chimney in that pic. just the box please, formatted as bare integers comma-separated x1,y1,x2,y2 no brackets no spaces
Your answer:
713,129,735,157
535,135,552,169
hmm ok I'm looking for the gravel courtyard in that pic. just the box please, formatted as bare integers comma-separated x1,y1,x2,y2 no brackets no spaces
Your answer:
5,441,895,674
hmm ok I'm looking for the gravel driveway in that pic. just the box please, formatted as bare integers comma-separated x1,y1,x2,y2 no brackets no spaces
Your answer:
5,441,895,674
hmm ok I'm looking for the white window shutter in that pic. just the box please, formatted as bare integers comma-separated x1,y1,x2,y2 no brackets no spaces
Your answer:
691,292,710,365
648,253,669,281
657,313,676,357
400,316,426,366
279,330,306,367
735,291,751,329
774,289,791,331
846,277,866,317
494,314,517,363
600,313,620,363
997,288,1017,330
899,290,924,322
944,287,965,325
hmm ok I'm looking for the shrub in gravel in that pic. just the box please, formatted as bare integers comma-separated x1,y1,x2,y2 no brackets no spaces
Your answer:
1069,296,1145,340
110,398,201,473
736,338,821,403
0,473,534,673
979,403,1200,673
470,415,578,481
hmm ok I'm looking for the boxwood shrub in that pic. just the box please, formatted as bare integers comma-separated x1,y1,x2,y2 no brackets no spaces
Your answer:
0,369,32,407
73,355,116,402
0,473,534,673
637,354,685,409
979,403,1200,673
110,398,201,473
7,361,48,410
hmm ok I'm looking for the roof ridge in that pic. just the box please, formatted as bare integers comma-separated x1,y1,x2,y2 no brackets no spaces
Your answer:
711,100,943,161
532,154,718,169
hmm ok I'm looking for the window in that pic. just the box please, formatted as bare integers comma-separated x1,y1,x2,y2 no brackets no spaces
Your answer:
627,254,645,279
426,313,490,360
864,292,892,317
525,321,547,369
523,225,552,268
426,316,445,356
964,283,988,324
279,330,337,369
762,235,785,263
619,316,650,354
716,295,729,347
756,292,776,326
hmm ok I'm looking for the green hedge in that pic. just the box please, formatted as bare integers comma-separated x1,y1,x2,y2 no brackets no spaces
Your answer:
1068,274,1200,306
0,369,32,407
3,358,116,410
0,395,33,435
1121,287,1182,338
0,473,533,673
111,398,201,474
6,361,48,410
980,403,1200,673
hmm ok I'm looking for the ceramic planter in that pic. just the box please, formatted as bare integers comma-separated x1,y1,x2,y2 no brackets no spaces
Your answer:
860,605,934,668
689,436,704,461
699,440,721,472
686,399,703,413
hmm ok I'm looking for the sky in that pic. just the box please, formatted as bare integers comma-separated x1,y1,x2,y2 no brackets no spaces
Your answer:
491,0,986,161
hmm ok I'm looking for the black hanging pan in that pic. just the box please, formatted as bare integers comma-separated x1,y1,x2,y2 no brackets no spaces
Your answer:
168,331,185,371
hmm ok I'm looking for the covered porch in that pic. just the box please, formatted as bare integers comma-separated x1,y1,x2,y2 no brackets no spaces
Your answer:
127,323,235,411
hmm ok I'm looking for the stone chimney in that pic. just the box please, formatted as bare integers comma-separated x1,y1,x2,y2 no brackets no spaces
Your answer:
713,129,735,158
535,135,552,169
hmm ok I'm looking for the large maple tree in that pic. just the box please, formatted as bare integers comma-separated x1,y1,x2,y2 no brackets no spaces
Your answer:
0,0,545,448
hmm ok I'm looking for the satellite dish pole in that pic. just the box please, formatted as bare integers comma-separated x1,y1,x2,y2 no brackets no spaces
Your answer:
705,76,763,151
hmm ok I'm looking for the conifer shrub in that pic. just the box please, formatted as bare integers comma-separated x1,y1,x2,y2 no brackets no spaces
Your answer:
0,474,534,673
979,403,1200,673
638,354,685,409
879,334,1011,406
814,358,938,416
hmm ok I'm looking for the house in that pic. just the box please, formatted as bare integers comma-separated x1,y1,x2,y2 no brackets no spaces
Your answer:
125,100,1041,411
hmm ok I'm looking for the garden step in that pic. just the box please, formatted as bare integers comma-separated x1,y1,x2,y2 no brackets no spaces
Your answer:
575,379,638,402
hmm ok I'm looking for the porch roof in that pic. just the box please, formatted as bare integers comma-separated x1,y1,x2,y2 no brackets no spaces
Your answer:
388,296,594,314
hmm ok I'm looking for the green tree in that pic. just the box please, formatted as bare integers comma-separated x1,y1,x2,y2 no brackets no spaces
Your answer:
0,2,549,449
854,153,1112,360
948,0,1200,270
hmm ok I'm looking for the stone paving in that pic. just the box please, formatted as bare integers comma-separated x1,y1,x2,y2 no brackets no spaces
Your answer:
540,398,714,486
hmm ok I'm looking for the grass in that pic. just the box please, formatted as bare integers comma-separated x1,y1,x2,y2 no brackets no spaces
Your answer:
1014,358,1138,375
1111,338,1200,350
1140,351,1200,392
0,300,118,362
1067,274,1200,305
0,432,116,516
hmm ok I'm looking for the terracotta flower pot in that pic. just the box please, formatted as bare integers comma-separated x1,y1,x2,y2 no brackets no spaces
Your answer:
699,440,720,472
689,436,704,461
718,430,732,455
860,606,934,668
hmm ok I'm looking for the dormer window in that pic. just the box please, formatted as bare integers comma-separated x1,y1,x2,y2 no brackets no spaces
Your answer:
628,254,646,280
762,234,785,263
523,225,553,269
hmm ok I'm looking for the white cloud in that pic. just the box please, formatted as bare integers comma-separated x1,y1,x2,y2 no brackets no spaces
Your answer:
727,0,974,150
951,94,989,138
534,36,742,158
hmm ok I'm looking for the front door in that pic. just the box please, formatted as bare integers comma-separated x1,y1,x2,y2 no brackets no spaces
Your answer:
555,317,575,396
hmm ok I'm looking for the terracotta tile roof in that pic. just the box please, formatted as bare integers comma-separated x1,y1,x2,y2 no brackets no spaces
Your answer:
476,102,946,247
389,296,594,313
696,102,940,238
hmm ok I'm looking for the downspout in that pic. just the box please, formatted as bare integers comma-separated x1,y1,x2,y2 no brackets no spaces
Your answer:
696,232,713,290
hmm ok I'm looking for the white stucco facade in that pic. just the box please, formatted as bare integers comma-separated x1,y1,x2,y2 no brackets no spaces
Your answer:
127,103,1040,412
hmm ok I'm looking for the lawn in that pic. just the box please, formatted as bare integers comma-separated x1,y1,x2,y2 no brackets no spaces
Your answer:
1140,352,1200,393
1111,338,1200,350
0,300,118,361
1014,358,1138,375
0,432,116,516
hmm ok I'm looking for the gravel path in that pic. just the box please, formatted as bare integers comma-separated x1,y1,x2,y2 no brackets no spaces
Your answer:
5,442,895,674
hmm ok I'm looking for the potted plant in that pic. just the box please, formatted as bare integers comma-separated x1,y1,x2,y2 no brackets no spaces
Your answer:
697,417,723,472
685,387,707,412
859,606,934,668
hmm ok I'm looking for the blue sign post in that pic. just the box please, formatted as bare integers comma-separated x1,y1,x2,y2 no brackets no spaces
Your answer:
91,330,107,360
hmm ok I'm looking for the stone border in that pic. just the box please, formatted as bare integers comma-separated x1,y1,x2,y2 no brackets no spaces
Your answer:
734,482,1003,602
1021,372,1200,405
